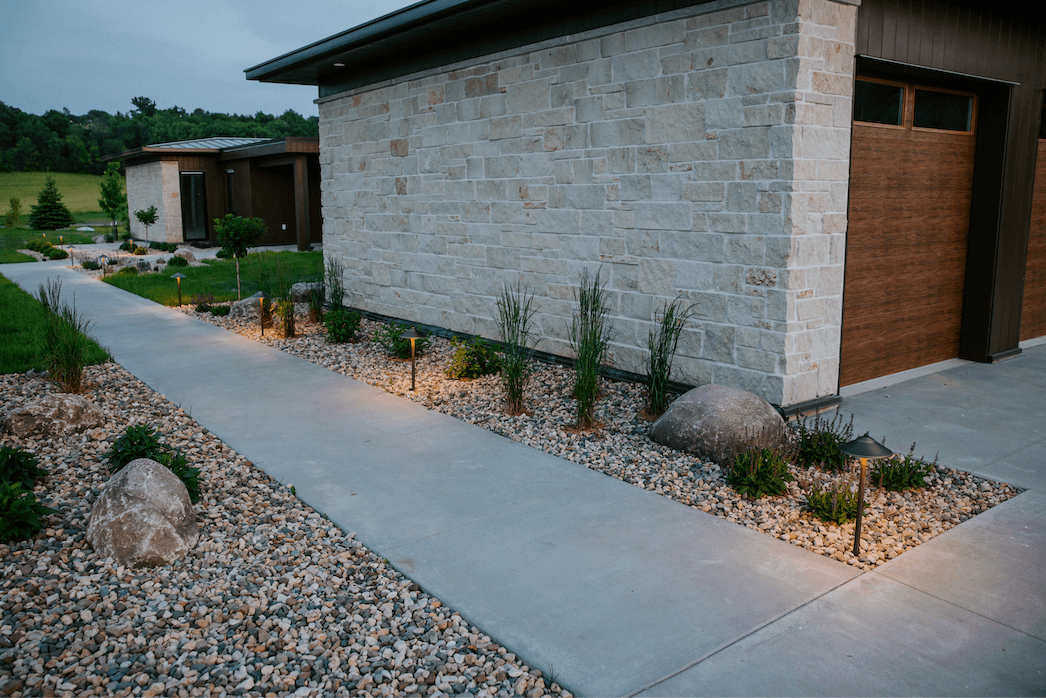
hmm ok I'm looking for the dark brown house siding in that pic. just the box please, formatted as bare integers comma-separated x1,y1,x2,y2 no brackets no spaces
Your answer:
852,0,1046,361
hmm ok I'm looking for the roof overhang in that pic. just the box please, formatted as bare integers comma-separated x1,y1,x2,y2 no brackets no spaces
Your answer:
246,0,716,97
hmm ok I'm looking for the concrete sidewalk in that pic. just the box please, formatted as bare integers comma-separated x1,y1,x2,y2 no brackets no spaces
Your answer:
3,259,1043,697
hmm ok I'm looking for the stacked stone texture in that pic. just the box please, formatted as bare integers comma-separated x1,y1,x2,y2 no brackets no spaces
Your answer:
319,0,857,406
125,161,182,243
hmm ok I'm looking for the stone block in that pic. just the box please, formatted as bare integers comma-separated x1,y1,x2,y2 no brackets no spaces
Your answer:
728,61,786,96
626,20,685,51
687,68,730,101
591,119,645,147
638,258,678,296
612,49,660,82
718,127,770,159
645,102,705,144
634,202,691,231
625,75,686,107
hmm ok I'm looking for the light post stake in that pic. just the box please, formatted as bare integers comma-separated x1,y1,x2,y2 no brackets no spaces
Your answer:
170,272,186,307
839,433,894,557
399,327,424,391
249,291,269,336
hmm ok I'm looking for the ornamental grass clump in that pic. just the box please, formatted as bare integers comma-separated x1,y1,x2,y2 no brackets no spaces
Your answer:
446,338,501,380
325,256,346,311
645,298,694,418
495,282,537,415
37,279,107,393
103,424,201,503
570,269,614,430
0,445,47,490
805,481,859,524
790,410,855,472
871,445,937,491
726,445,795,499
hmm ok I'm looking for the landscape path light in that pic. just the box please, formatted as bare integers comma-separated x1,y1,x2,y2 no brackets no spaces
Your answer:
399,327,425,391
170,272,186,307
838,433,894,557
249,291,270,336
98,254,109,278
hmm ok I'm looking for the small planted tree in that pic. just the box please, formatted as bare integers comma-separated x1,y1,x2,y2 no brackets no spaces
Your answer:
28,176,75,231
98,162,127,237
569,268,614,429
214,213,266,299
4,198,22,228
134,205,158,239
644,298,695,419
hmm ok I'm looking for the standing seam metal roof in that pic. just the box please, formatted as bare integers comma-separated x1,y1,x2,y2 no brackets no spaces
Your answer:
144,137,271,150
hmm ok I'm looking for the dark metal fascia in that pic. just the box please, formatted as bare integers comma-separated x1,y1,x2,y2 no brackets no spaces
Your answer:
244,0,491,83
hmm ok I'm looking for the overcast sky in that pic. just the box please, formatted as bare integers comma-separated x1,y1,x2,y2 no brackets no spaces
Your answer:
0,0,418,118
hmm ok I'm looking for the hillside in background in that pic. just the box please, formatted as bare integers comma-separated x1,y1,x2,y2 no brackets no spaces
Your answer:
0,97,319,175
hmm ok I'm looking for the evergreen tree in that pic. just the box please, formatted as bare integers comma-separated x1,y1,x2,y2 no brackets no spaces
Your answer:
28,176,75,230
98,161,127,235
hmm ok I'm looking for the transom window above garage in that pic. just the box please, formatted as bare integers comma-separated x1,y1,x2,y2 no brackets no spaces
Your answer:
854,77,976,134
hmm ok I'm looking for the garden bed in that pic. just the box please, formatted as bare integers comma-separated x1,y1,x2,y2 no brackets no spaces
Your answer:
0,365,567,698
184,305,1021,571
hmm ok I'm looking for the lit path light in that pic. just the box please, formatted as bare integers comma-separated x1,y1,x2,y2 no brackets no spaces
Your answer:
170,272,186,308
249,291,270,336
839,433,894,557
399,327,425,391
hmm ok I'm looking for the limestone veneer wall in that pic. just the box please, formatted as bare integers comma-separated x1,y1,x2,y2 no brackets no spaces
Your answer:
126,161,183,243
319,0,857,406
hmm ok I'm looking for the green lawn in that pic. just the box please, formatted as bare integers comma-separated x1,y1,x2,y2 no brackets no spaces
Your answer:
0,249,36,264
102,251,324,306
0,172,111,215
0,275,110,375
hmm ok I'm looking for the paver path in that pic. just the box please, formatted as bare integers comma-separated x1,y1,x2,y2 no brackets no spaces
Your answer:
3,260,1043,696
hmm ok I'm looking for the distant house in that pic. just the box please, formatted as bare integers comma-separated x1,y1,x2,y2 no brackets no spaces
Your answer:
247,0,1045,410
111,136,321,250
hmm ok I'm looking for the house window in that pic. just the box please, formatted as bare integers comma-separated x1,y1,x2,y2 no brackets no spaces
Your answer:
854,79,904,126
179,172,208,241
913,89,973,132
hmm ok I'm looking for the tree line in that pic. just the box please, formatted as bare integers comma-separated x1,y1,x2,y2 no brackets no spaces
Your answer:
0,97,319,175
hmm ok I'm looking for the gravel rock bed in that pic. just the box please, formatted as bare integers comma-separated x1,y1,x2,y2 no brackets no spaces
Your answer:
185,305,1021,571
0,365,569,698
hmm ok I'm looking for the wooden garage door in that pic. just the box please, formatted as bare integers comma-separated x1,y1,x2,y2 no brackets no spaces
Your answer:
841,78,977,386
1020,138,1046,341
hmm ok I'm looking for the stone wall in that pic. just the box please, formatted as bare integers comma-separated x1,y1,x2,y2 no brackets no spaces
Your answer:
126,161,183,243
319,0,857,406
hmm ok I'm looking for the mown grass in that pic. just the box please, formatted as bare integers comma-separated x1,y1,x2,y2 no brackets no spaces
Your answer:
0,275,110,375
0,172,110,215
102,251,323,306
0,249,36,264
1,229,96,250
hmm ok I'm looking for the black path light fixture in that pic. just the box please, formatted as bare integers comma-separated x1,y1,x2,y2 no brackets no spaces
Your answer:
249,291,270,336
839,433,894,557
170,272,186,307
98,254,109,278
399,327,425,391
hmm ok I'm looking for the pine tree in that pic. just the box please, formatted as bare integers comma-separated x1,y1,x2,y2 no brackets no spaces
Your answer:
28,176,76,231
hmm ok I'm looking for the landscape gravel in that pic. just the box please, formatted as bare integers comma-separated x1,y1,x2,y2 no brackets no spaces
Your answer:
0,365,569,698
184,304,1021,571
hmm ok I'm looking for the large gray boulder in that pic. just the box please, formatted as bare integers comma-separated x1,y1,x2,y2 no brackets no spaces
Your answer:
3,394,105,438
648,385,786,465
173,248,196,263
229,296,265,321
87,459,198,568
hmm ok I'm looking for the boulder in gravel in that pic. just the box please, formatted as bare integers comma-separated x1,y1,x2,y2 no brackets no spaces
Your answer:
3,394,105,438
290,281,322,302
229,296,265,321
87,458,198,568
648,384,786,465
174,248,196,263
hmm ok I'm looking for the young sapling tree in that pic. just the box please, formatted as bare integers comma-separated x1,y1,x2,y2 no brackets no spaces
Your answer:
214,213,266,299
98,162,127,237
134,206,158,240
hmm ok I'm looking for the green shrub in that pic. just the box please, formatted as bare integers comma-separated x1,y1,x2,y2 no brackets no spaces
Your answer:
28,176,75,231
37,279,105,393
0,481,57,543
192,293,216,313
645,298,694,418
119,239,134,252
570,269,613,429
791,411,855,472
132,246,147,256
5,198,22,228
81,259,101,271
325,308,361,343
805,482,859,524
726,446,794,499
113,266,137,276
0,445,47,489
215,247,231,259
104,233,115,243
45,247,68,260
374,322,428,359
446,338,501,380
209,305,231,317
871,446,936,491
103,424,201,503
166,255,189,268
495,282,537,415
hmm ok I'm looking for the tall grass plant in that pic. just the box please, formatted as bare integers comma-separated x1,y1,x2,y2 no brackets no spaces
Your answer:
569,269,613,429
495,282,537,415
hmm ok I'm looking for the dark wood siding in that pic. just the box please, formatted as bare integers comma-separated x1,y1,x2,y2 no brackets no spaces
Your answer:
1022,139,1046,341
162,155,225,242
853,1,1046,361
